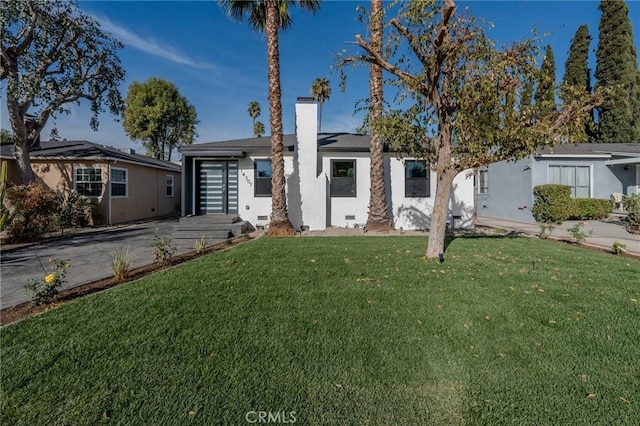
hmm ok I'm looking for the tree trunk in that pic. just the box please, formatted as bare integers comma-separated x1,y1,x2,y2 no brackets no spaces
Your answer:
426,135,456,259
265,0,294,236
13,139,35,184
6,85,35,184
365,0,391,232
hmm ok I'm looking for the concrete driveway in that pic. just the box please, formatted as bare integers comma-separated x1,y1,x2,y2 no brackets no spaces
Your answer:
0,218,206,310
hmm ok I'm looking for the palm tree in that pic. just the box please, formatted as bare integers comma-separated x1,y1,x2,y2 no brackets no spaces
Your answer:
365,0,391,232
248,100,261,131
254,121,265,137
220,0,320,236
310,77,331,132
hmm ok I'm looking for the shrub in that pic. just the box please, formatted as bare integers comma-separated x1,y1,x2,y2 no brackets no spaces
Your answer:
24,259,71,305
532,184,572,224
112,246,132,280
622,194,640,230
538,223,555,239
568,198,614,220
567,221,593,244
6,183,61,242
195,237,207,255
152,235,177,265
612,241,627,255
55,190,94,235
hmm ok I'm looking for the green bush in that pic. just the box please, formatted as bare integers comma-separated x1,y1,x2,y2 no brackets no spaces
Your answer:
568,198,614,220
532,184,572,224
55,190,94,234
622,194,640,230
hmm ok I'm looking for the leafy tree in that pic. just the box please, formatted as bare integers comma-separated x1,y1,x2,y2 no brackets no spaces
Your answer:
342,0,598,259
254,121,266,137
595,0,640,143
310,77,331,132
561,25,595,141
1,129,14,145
122,78,198,161
1,0,125,184
219,0,320,236
248,100,261,133
534,45,557,117
364,0,391,232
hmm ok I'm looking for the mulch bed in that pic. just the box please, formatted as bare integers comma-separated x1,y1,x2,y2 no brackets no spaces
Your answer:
0,234,260,327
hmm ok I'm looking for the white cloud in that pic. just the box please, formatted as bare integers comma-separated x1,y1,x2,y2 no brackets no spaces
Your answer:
92,14,217,70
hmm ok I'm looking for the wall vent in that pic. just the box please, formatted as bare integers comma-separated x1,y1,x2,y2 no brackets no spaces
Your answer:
345,215,356,220
257,215,269,221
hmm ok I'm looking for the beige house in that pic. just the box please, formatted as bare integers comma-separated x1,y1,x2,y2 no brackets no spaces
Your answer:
1,140,181,225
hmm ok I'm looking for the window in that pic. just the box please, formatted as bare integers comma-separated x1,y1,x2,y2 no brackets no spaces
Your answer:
331,160,356,197
405,160,430,197
166,175,174,197
74,167,103,197
110,168,128,197
476,169,488,194
254,159,272,197
549,165,590,198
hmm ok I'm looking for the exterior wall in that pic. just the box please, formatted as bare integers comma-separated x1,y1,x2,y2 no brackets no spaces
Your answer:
532,156,627,199
235,155,295,229
31,160,180,225
322,153,371,228
389,157,474,230
110,163,181,224
476,157,534,222
32,160,110,223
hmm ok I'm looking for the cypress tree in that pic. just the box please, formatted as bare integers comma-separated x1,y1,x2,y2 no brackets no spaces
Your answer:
561,25,595,141
534,45,557,117
595,0,640,143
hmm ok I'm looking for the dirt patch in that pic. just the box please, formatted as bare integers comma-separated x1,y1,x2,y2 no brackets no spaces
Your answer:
0,233,262,327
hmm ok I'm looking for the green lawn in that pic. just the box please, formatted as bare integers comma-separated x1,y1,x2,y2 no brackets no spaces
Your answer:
1,236,639,425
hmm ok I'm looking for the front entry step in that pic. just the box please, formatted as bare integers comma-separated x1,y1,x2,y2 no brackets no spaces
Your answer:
174,215,252,241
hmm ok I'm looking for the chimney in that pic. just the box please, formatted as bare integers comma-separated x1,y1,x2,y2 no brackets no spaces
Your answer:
295,99,326,230
24,115,40,151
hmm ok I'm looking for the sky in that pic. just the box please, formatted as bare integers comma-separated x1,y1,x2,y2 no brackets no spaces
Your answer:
1,0,639,158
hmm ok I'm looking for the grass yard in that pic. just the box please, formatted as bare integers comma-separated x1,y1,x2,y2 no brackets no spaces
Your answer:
1,236,639,425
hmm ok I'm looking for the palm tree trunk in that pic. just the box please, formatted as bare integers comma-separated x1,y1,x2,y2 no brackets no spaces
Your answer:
365,0,391,232
265,0,294,236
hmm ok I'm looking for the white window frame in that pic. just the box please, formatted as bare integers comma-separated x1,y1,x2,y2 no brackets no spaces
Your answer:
548,164,592,198
476,169,489,194
166,174,174,197
74,166,103,198
110,167,128,198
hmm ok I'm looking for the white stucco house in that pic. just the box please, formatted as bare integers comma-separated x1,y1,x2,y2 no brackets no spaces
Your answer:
179,99,474,232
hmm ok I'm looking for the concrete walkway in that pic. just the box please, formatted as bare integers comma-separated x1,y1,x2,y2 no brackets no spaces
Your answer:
0,218,215,310
477,215,640,257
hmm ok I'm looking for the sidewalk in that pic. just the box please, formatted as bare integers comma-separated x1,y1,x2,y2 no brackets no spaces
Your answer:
476,215,640,257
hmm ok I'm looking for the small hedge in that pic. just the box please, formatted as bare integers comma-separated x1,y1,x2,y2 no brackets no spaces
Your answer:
622,194,640,230
532,184,572,224
568,198,614,220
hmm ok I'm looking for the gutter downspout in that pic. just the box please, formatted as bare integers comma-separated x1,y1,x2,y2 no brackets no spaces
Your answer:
107,160,117,225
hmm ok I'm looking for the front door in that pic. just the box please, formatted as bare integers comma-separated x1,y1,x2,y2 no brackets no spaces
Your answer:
197,161,238,214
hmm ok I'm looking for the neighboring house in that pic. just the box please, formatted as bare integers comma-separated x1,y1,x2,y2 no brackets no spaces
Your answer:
476,143,640,222
0,140,181,225
179,100,474,231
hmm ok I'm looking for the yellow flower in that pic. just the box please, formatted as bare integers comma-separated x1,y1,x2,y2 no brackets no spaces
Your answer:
65,263,71,268
44,274,55,283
